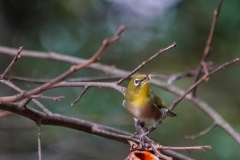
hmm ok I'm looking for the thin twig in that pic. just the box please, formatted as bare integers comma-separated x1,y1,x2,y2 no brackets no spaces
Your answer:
0,80,52,114
157,145,212,151
0,46,23,79
71,86,90,106
149,140,173,160
116,42,177,85
52,82,126,96
37,124,42,160
0,25,126,104
166,70,197,84
192,0,223,96
152,62,213,84
169,58,239,110
185,123,216,139
201,61,210,81
5,75,121,84
19,98,32,108
32,100,52,115
0,45,132,78
30,95,65,101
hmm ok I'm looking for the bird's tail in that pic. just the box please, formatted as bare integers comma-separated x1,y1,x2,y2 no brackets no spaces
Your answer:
166,109,177,117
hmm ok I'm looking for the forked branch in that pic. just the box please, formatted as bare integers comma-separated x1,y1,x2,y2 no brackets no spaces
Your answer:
116,42,177,84
192,0,223,96
0,26,126,104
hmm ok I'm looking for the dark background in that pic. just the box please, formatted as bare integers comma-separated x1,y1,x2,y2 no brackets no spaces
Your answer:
0,0,239,159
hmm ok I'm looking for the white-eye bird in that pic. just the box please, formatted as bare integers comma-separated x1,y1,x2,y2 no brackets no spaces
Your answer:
123,74,176,137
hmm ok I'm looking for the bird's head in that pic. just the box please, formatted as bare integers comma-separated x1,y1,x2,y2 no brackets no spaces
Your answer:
125,74,152,99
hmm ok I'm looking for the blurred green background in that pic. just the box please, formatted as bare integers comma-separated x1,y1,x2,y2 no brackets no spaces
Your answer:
0,0,239,159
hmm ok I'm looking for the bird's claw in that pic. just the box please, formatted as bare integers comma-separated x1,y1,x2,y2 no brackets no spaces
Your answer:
135,120,145,128
140,131,149,139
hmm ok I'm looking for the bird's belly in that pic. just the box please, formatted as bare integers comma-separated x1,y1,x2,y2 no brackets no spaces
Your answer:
124,101,162,122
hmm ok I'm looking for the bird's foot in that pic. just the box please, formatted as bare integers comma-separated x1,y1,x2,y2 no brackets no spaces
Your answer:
140,131,149,139
135,120,145,128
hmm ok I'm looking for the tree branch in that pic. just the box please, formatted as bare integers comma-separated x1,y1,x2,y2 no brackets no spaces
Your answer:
151,77,240,146
37,124,42,160
71,86,90,107
158,145,212,151
0,80,52,114
1,45,239,146
169,58,239,110
0,102,195,160
116,42,177,84
30,95,65,101
52,82,126,95
0,46,23,79
185,123,216,139
0,25,125,104
192,0,223,96
0,46,130,77
0,102,132,141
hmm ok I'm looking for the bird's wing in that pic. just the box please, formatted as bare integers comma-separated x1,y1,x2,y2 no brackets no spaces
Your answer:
150,90,177,117
149,90,166,109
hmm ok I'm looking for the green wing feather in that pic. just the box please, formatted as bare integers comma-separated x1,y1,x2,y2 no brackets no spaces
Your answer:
149,90,166,108
149,90,177,117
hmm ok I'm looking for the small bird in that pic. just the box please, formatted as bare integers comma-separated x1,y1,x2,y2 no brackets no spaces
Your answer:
123,74,176,137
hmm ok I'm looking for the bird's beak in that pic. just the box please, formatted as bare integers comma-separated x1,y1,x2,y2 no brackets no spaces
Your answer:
148,74,152,80
141,74,153,83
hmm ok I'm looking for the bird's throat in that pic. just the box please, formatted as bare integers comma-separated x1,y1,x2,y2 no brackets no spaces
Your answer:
131,82,150,107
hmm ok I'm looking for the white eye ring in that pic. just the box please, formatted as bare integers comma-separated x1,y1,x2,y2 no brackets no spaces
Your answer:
134,79,140,86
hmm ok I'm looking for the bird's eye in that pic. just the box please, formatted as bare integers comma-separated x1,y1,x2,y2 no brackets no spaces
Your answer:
134,79,140,86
